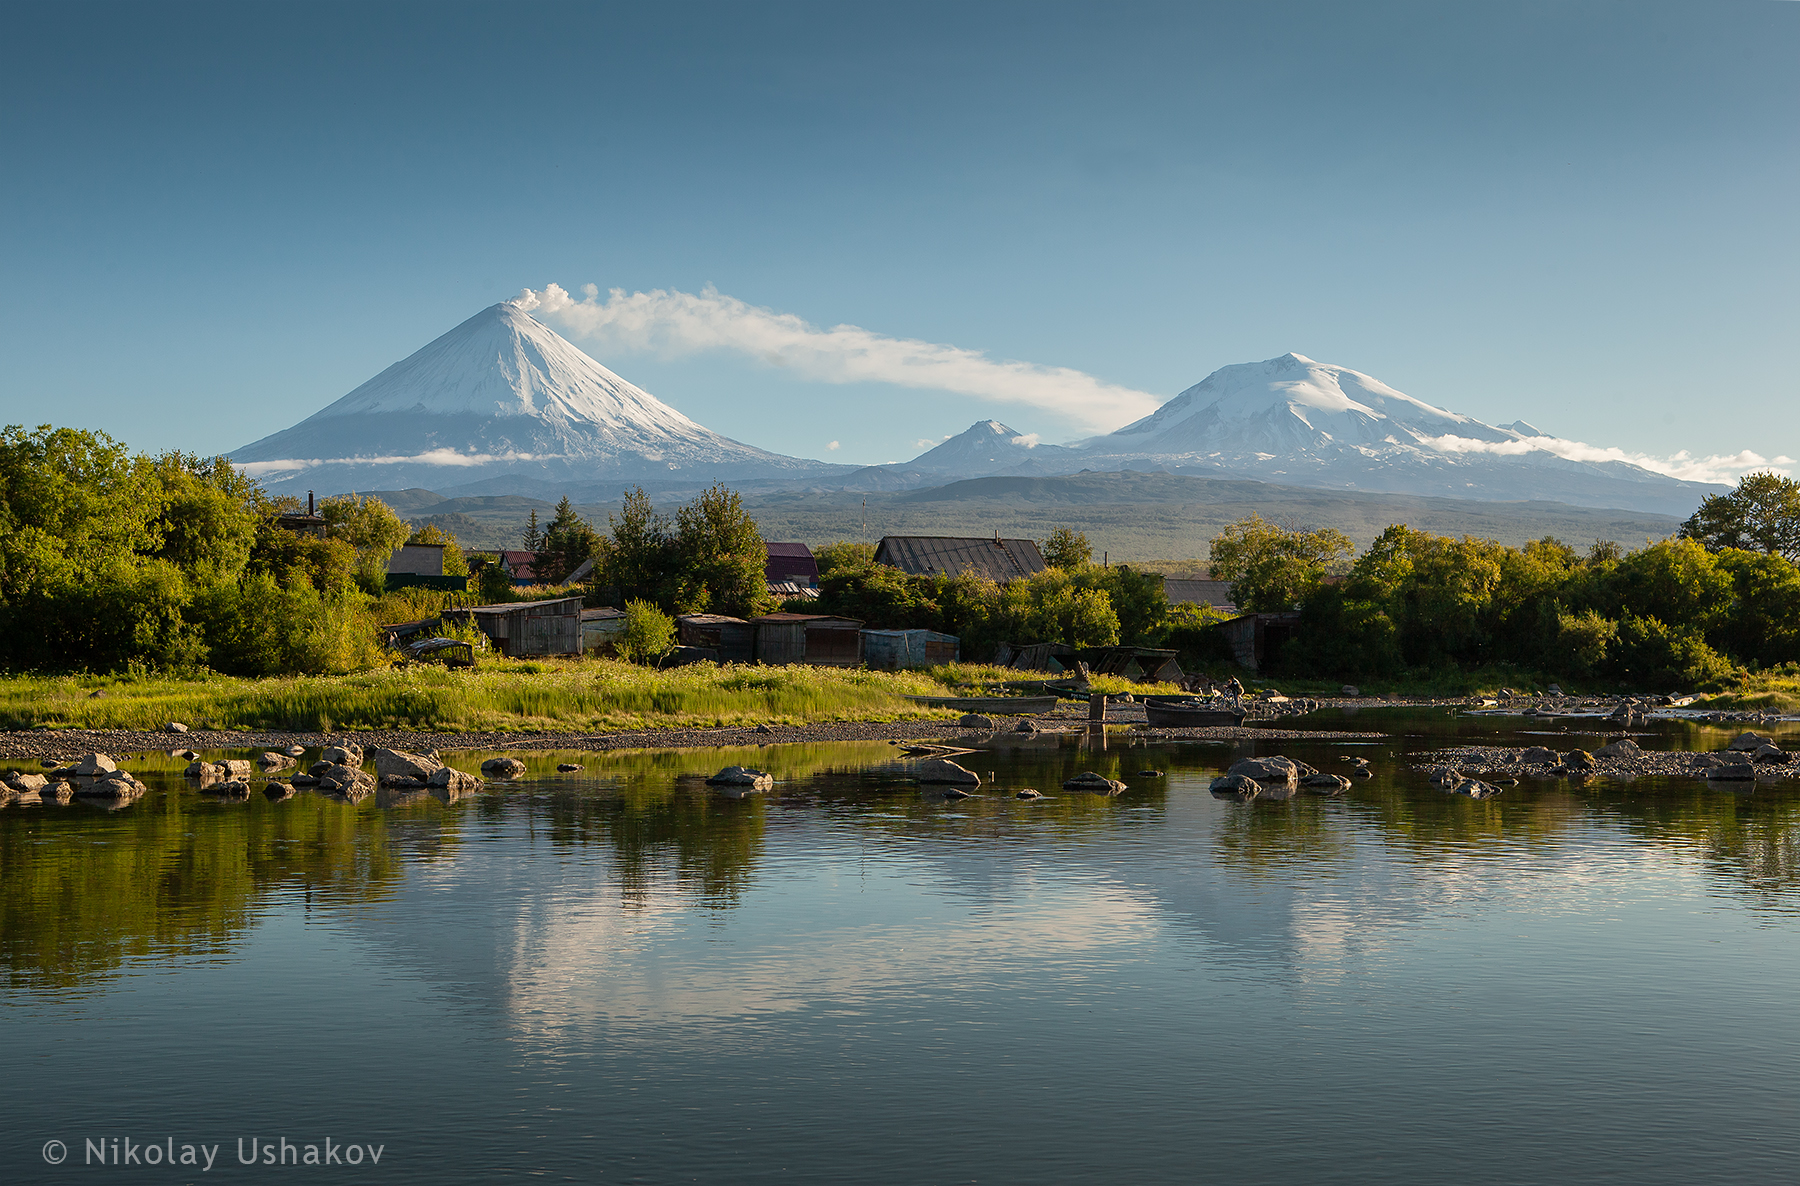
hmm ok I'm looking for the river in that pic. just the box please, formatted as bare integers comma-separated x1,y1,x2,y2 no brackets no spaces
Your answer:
4,709,1798,1183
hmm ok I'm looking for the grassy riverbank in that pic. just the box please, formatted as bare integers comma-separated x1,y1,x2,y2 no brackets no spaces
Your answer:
0,661,1176,734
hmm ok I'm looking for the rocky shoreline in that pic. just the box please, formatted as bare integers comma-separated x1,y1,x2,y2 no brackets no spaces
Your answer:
1412,731,1799,785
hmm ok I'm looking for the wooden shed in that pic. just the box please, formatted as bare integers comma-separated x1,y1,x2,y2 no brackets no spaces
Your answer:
677,614,755,664
862,629,959,671
581,607,627,656
1215,612,1301,673
443,597,583,658
750,613,865,666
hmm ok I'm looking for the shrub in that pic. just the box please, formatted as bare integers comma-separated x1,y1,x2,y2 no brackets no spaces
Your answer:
617,600,676,665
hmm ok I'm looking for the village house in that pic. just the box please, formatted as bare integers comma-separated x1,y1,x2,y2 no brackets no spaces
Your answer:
873,535,1047,581
443,597,583,657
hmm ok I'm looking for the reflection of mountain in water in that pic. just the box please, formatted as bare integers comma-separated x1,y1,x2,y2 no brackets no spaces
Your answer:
10,732,1800,1003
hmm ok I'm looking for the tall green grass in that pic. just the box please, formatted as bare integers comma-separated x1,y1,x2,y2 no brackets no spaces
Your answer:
0,660,969,733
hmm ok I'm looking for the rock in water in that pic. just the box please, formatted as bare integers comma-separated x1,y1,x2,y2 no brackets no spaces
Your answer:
72,753,117,776
372,747,444,784
1062,771,1127,794
321,744,363,767
480,757,528,780
427,766,483,791
1209,774,1260,799
1728,733,1772,752
707,766,774,790
1705,763,1757,781
1226,756,1299,786
259,751,297,770
557,763,583,772
1015,789,1043,800
1300,773,1353,794
314,763,376,799
915,758,982,785
3,771,48,792
1450,779,1505,800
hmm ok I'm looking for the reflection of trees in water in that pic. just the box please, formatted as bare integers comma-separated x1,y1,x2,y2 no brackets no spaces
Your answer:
0,787,455,993
1206,771,1800,912
533,785,766,910
1602,790,1800,909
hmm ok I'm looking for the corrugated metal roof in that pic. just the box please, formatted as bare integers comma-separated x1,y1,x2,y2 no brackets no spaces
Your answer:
678,614,749,625
1163,579,1236,607
874,536,1047,581
750,613,864,627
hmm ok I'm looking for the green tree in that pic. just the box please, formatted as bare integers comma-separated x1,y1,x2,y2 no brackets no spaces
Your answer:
1208,515,1354,612
603,487,677,606
476,559,514,604
617,599,676,664
1680,472,1800,563
673,484,772,618
814,540,875,576
1042,527,1092,570
535,496,604,585
320,494,411,594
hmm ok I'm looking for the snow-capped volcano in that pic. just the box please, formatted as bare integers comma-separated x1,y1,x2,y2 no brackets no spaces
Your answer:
1076,352,1724,515
231,301,845,492
1094,352,1519,455
908,420,1084,474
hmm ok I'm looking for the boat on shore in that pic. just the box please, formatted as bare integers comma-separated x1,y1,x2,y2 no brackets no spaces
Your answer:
906,695,1062,715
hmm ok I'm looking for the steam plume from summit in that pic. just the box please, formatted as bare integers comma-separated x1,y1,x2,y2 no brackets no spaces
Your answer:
514,284,1162,433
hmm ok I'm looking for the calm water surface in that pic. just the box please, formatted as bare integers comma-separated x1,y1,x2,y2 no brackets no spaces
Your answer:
5,709,1800,1184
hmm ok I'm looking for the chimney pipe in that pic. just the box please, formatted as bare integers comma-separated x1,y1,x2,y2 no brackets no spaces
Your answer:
308,490,314,516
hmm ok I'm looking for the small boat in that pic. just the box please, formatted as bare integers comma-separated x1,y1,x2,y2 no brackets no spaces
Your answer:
905,695,1062,714
1143,702,1247,727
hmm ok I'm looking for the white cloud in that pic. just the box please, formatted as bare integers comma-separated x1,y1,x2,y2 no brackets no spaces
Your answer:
513,283,1160,433
826,440,840,451
236,449,542,477
1421,433,1793,485
914,438,938,448
1011,433,1041,448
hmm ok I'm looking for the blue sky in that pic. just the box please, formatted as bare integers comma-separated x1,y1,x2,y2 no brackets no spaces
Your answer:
2,0,1794,476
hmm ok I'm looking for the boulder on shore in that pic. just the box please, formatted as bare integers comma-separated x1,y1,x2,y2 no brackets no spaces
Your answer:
480,757,528,780
1705,763,1757,781
165,721,188,733
1728,733,1772,752
1594,739,1642,758
915,758,982,785
1063,771,1127,795
959,714,996,730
